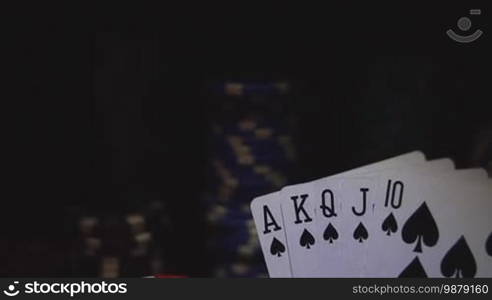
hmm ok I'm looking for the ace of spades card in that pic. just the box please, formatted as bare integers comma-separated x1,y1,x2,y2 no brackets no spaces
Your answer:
251,192,292,277
366,168,492,277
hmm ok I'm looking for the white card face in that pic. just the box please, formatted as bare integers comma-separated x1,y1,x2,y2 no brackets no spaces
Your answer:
251,151,492,278
417,182,492,278
357,158,465,276
251,151,447,277
313,157,454,277
366,169,492,277
250,192,292,277
334,177,376,277
280,181,321,277
450,168,489,185
281,151,428,277
312,177,345,276
355,167,490,277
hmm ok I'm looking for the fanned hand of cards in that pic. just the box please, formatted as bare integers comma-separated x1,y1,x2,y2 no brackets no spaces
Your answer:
251,151,492,277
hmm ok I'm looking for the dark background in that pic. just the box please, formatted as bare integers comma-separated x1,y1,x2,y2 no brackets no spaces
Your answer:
2,4,491,276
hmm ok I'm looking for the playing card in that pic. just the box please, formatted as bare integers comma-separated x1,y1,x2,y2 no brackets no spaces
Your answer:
280,180,320,277
251,192,291,277
250,150,492,278
344,166,488,277
281,151,429,277
313,157,456,277
251,151,427,277
411,176,492,278
420,183,492,278
365,168,492,277
322,177,374,277
456,168,490,183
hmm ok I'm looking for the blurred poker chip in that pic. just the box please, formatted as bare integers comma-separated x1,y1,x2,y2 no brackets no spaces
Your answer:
203,81,297,277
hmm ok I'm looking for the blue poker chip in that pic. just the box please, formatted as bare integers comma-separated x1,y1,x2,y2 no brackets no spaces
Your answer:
212,127,291,141
210,167,292,187
204,203,251,217
203,189,273,207
211,153,292,170
210,234,251,249
209,241,249,255
226,168,275,187
208,218,254,234
209,218,254,232
209,149,291,169
211,118,291,139
205,185,271,202
207,219,253,234
204,81,295,277
210,131,292,150
211,229,257,246
204,207,253,226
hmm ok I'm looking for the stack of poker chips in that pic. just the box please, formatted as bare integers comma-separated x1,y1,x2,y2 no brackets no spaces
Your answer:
71,200,172,277
203,81,298,277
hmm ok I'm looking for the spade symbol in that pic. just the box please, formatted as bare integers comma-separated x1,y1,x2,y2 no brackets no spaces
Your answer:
270,237,286,257
300,229,315,249
323,223,339,244
441,236,477,278
486,232,492,257
381,213,398,236
401,202,439,253
353,222,369,243
399,256,428,278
